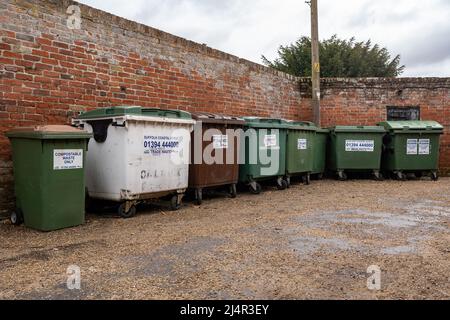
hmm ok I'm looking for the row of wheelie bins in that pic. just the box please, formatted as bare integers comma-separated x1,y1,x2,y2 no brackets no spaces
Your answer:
327,121,443,181
5,106,444,231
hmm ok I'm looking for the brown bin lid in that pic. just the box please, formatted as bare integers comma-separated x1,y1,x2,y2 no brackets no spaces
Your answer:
191,112,245,125
6,125,92,140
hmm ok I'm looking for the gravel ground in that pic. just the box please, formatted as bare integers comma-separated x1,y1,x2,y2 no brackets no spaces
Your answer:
0,178,449,300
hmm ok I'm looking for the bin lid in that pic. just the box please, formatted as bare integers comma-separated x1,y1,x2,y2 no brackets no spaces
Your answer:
286,121,317,132
316,128,330,133
331,125,386,133
191,112,245,125
243,117,290,129
378,121,444,133
76,106,192,120
5,125,92,140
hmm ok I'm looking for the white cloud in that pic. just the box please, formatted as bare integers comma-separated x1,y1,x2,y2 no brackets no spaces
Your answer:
77,0,450,77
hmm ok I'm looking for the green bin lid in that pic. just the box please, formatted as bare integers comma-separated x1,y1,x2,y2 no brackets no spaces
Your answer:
330,125,386,133
286,121,317,131
6,125,92,140
285,121,330,133
77,106,192,120
378,121,443,132
243,117,290,129
316,128,330,133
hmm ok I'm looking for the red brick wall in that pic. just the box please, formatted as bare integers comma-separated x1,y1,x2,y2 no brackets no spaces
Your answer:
299,78,450,175
0,0,449,215
0,0,305,214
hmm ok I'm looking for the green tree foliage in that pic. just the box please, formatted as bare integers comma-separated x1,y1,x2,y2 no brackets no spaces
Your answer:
262,35,405,77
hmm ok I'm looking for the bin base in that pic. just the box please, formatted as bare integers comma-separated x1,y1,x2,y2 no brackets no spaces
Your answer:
388,170,438,181
335,169,383,181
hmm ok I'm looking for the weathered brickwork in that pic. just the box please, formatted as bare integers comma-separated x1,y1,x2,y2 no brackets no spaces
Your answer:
0,0,449,214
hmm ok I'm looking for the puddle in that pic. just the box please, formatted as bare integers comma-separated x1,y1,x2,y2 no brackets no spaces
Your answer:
289,236,358,255
382,244,417,255
287,198,450,257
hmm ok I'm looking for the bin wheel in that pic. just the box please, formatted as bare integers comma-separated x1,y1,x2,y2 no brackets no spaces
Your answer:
249,182,262,195
277,179,288,190
337,171,347,181
285,176,291,188
229,184,237,198
195,188,203,205
303,173,311,185
373,171,384,181
395,171,406,181
170,195,182,211
10,208,24,226
431,171,439,181
118,203,137,219
316,173,324,180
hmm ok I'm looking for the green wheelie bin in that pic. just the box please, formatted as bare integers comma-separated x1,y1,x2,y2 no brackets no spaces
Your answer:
313,128,330,179
377,121,444,181
328,126,386,181
6,125,91,231
285,121,316,185
239,117,289,194
292,122,329,179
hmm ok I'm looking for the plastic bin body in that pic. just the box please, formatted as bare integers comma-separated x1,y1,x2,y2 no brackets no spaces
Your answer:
312,128,329,175
286,123,316,176
189,113,244,190
6,126,91,231
73,107,195,203
328,126,385,172
239,118,288,183
378,121,443,173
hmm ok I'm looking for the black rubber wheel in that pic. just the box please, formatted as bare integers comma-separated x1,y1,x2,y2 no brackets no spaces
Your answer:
229,184,237,198
304,173,311,185
195,188,203,205
316,173,324,180
337,171,347,181
118,203,137,219
286,177,291,188
10,208,24,226
431,172,439,181
277,179,288,190
170,195,182,211
249,182,262,195
373,172,384,181
396,171,406,181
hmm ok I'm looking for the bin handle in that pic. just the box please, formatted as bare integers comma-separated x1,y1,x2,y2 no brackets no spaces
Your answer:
88,119,113,143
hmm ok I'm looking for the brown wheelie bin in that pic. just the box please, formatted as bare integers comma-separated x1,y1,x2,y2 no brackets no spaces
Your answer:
189,113,245,205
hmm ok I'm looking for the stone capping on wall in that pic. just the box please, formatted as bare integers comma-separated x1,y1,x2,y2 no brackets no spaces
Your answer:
24,0,301,82
298,77,450,89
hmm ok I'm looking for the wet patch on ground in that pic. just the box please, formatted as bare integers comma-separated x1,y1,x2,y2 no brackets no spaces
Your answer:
0,179,449,299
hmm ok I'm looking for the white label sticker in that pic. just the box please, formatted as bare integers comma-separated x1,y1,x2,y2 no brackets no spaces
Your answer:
345,140,375,152
298,139,307,150
144,135,182,156
53,149,83,170
407,139,418,155
418,139,430,155
213,135,228,149
264,134,277,148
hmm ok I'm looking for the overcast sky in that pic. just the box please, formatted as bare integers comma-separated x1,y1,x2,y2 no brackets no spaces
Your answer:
77,0,450,77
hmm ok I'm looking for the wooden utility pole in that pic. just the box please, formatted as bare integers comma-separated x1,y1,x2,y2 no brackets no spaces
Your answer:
310,0,321,125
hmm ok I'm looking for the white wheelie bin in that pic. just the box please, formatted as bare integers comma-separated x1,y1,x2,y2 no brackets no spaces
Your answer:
73,106,195,217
